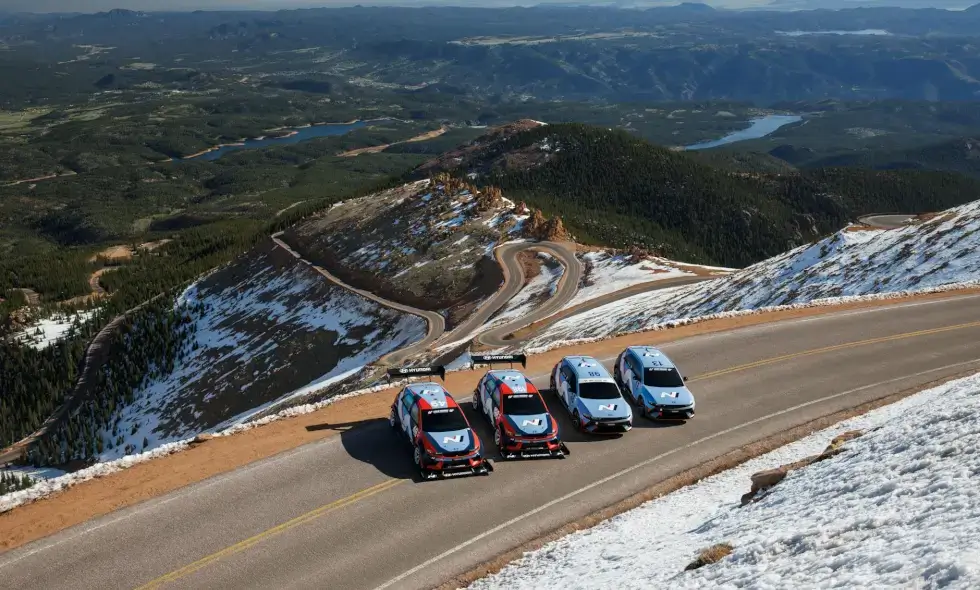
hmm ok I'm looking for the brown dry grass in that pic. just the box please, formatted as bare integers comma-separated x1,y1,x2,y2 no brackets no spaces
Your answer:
138,239,172,252
686,543,734,571
87,245,134,264
516,250,542,287
2,288,980,554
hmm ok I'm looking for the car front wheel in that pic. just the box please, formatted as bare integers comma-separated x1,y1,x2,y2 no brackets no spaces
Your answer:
494,427,505,450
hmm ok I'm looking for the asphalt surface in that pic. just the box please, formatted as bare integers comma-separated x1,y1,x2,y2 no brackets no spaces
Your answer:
859,214,914,229
3,294,980,590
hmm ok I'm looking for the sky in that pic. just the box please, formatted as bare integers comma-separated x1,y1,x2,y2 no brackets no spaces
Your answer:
0,0,971,13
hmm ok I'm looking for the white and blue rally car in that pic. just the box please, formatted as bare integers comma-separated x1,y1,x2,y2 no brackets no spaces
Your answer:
550,355,632,433
614,346,696,420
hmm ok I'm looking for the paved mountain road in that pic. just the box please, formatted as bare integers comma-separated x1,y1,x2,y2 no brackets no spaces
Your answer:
859,214,914,229
3,294,979,590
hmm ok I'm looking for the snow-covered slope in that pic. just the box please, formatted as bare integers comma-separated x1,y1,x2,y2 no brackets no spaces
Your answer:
522,201,980,352
92,240,425,460
563,251,730,310
471,370,980,590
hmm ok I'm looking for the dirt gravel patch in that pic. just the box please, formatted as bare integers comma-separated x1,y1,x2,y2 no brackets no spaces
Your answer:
2,288,979,552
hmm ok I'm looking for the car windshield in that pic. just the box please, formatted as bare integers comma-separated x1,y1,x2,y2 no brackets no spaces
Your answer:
503,393,546,415
421,408,468,432
643,367,685,388
578,381,622,399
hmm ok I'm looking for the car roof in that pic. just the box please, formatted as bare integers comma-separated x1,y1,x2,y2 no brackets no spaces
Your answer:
563,356,614,381
487,369,537,394
404,382,459,410
627,346,677,369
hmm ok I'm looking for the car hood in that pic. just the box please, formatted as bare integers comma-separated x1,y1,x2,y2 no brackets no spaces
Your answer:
424,428,475,454
641,385,695,406
504,412,553,437
578,396,630,419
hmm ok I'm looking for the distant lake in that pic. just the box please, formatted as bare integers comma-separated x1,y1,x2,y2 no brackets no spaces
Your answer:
683,114,803,151
182,120,373,162
776,29,892,36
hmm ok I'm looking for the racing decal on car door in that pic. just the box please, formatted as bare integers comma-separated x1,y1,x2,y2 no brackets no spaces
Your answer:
598,404,618,411
557,369,571,405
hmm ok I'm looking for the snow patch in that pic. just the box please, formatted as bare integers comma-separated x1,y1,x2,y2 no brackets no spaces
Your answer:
564,252,699,310
472,370,980,590
9,310,99,350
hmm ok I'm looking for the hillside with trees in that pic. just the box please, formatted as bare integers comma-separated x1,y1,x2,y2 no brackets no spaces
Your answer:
415,123,980,267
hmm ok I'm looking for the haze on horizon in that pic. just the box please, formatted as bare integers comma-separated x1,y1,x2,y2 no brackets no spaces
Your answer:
0,0,974,13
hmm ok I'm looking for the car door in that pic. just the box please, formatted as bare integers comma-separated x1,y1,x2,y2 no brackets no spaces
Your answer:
408,400,422,443
396,390,411,437
618,352,631,391
626,355,643,402
480,376,495,422
559,365,577,408
489,381,502,426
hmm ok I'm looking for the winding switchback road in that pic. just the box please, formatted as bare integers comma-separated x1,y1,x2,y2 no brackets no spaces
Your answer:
443,240,582,347
3,293,980,590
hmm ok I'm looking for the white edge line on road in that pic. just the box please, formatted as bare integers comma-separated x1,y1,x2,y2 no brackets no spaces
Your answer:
373,357,980,590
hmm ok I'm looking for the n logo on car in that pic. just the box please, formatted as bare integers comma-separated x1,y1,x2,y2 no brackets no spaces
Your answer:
443,435,464,443
598,404,617,411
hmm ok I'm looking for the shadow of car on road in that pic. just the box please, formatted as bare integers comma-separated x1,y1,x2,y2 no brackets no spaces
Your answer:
631,415,688,429
306,418,421,482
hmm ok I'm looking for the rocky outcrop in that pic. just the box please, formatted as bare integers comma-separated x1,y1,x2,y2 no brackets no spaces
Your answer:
475,186,504,212
740,430,865,506
523,209,571,241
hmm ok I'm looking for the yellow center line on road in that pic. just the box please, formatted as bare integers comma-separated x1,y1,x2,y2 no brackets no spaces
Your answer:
690,319,980,383
137,319,980,589
134,478,404,590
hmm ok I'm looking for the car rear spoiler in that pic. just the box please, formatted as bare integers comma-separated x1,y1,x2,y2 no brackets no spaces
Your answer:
470,354,527,369
386,365,447,382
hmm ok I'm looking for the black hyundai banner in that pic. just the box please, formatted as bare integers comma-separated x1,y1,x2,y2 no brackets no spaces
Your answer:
386,366,447,381
470,354,527,368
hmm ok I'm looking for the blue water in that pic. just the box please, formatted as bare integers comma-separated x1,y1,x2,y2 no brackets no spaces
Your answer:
776,29,892,37
184,120,372,161
683,114,803,151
